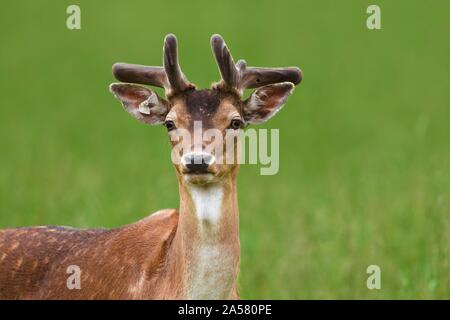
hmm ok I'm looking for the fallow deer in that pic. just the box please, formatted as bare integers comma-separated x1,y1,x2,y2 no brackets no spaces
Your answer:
0,34,302,299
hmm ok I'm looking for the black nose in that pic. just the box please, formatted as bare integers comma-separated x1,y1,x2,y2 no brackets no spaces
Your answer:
183,153,214,173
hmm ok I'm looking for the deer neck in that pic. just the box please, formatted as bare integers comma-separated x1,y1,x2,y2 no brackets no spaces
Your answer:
171,171,240,299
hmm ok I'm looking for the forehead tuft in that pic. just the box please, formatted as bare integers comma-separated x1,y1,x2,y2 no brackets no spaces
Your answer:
169,89,241,127
184,89,221,118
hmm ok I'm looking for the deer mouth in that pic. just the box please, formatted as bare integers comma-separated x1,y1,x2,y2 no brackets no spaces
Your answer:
182,164,209,174
183,172,216,185
182,165,220,184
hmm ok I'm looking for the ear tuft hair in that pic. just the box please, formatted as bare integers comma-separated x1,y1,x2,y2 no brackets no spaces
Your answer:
243,82,295,124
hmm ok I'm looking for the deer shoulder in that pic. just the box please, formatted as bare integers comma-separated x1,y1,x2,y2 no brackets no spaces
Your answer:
0,209,179,299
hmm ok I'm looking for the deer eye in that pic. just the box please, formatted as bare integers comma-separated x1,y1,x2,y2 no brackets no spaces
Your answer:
164,120,176,131
229,118,244,130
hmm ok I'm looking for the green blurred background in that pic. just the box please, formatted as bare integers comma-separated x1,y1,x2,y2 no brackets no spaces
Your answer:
0,1,449,299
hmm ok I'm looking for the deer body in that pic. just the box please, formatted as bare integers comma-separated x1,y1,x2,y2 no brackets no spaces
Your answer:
0,34,301,299
0,209,179,299
0,170,239,299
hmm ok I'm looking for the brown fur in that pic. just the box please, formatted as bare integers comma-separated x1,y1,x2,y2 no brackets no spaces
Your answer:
0,210,180,299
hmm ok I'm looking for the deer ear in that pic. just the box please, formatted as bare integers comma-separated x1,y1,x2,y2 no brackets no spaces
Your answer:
243,82,295,124
109,83,169,125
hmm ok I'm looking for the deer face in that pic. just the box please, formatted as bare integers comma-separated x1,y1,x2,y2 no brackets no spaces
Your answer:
110,34,302,185
165,90,241,185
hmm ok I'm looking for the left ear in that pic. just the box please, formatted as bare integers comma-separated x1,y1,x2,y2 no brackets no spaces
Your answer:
109,83,169,125
243,82,295,124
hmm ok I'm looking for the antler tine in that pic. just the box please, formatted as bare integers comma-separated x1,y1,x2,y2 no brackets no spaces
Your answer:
112,63,168,88
211,34,239,89
211,34,303,94
163,34,193,93
112,34,194,95
239,66,302,89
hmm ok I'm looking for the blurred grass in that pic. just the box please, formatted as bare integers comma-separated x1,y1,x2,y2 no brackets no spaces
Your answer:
0,0,449,299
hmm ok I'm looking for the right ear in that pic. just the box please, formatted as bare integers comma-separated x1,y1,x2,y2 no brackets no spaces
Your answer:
109,83,169,125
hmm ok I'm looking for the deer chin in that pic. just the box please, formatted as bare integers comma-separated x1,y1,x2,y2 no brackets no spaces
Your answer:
183,172,217,185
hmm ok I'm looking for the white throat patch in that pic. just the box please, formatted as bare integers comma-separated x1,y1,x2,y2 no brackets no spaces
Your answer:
185,183,235,299
187,184,223,225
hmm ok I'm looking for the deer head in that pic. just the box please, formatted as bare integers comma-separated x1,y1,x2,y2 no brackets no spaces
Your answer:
109,34,302,185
